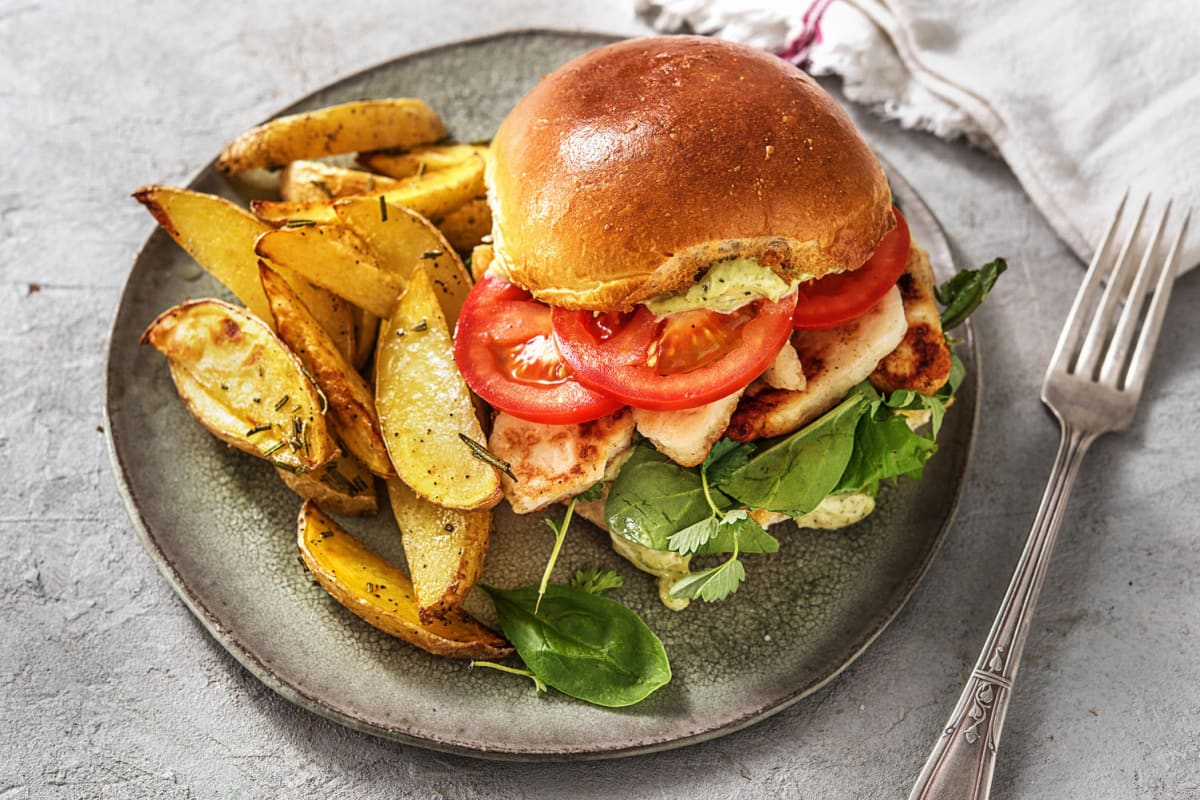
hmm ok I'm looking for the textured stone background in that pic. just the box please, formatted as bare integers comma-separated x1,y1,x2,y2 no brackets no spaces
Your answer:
2,2,1198,798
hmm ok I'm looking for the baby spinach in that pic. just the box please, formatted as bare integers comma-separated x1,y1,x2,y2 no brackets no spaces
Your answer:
604,445,712,550
718,392,867,516
481,584,671,708
936,257,1007,329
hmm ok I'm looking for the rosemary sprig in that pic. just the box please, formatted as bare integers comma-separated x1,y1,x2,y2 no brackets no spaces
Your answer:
458,433,517,481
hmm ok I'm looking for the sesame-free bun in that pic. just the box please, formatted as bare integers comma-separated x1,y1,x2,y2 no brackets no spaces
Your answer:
487,35,894,311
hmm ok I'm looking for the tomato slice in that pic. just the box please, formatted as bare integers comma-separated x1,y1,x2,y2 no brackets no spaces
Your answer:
551,295,797,411
453,274,625,424
792,207,911,329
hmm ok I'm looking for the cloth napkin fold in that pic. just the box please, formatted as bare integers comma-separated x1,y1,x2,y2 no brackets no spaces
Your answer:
637,0,1200,272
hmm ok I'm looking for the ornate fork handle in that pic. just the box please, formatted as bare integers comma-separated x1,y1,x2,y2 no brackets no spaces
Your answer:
909,424,1096,800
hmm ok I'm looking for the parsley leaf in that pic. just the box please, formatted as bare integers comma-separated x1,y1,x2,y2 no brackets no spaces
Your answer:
576,482,604,503
667,516,721,555
570,567,623,595
669,556,746,602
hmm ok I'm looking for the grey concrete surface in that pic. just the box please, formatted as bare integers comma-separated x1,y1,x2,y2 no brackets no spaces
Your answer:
2,2,1198,798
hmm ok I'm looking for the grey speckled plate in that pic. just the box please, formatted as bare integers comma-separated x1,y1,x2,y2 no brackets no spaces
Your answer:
105,30,978,760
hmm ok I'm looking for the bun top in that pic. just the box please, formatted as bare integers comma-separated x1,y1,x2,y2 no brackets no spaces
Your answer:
487,35,894,311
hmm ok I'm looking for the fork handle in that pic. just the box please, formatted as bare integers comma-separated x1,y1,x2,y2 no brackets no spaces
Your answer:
908,425,1096,800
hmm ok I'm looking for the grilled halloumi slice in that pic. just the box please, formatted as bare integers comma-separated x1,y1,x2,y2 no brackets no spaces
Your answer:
632,388,746,467
870,245,952,395
487,409,635,514
726,285,908,441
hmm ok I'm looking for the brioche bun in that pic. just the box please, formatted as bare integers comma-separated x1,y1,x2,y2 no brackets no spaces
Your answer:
487,35,894,311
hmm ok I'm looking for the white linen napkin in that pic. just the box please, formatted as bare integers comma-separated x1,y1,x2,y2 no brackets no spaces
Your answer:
636,0,1200,272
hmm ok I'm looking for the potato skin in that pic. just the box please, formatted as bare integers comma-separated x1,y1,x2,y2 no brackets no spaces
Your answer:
260,263,394,477
375,266,501,511
387,478,490,624
276,452,378,516
142,299,337,473
250,153,484,227
297,501,511,660
217,99,447,173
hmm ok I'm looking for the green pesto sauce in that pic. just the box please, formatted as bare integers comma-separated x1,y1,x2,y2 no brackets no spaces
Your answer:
644,258,799,316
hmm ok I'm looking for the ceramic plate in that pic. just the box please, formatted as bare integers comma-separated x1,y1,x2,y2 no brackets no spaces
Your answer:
106,30,978,760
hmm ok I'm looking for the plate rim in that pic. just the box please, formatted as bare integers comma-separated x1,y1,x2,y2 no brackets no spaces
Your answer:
104,27,980,761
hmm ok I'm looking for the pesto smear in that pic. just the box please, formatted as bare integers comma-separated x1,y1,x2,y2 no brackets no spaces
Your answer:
644,258,801,316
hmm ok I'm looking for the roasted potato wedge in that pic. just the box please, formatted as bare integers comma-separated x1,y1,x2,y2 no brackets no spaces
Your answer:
437,196,492,253
142,299,337,473
468,243,495,284
350,307,380,372
335,199,472,325
386,479,490,624
254,224,403,318
279,160,403,203
376,266,501,511
132,185,355,360
217,99,447,173
277,451,377,516
260,264,394,477
357,142,486,179
251,153,485,226
298,501,511,659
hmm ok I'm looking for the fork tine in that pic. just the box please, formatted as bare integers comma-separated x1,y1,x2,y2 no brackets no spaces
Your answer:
1046,191,1129,377
1075,194,1150,377
1124,208,1190,393
1099,200,1172,386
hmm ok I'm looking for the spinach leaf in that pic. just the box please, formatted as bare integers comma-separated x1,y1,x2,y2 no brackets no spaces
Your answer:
836,403,938,494
718,393,867,516
704,438,755,483
481,584,671,708
604,444,710,550
936,258,1006,329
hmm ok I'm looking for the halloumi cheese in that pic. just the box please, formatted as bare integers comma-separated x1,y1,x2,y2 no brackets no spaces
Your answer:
726,285,908,441
487,409,635,514
631,388,745,467
870,245,952,395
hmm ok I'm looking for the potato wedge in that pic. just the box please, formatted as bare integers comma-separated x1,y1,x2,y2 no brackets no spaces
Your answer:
376,266,501,510
280,160,402,203
260,264,394,477
254,224,403,318
335,199,472,325
350,307,380,372
251,153,485,225
277,451,377,516
386,478,490,624
468,243,495,284
357,142,486,179
142,299,337,473
298,501,511,659
132,185,355,360
438,196,492,253
217,99,447,173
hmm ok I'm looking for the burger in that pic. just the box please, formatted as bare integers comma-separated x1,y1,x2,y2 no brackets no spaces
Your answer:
452,36,978,606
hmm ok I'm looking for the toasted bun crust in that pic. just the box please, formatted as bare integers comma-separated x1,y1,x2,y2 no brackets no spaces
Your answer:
488,35,894,311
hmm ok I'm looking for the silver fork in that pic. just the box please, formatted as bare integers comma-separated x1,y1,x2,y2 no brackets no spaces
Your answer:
908,194,1190,800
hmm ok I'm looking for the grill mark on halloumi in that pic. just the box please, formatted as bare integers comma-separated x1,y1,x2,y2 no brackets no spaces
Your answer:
870,245,952,395
487,409,635,514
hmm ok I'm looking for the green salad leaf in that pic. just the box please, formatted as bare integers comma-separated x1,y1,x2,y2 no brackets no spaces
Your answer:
717,393,866,517
936,258,1007,329
481,584,671,708
604,446,712,550
570,566,623,595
